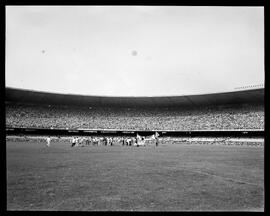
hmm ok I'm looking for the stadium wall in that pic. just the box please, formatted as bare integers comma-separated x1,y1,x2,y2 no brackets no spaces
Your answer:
6,127,264,138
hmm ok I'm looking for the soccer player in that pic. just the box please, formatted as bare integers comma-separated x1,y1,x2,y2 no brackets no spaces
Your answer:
71,137,76,147
127,138,131,146
141,137,146,147
86,137,90,145
155,137,159,147
46,136,51,147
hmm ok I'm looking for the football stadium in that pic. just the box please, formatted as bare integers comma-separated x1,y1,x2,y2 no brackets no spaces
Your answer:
6,6,264,211
6,86,265,211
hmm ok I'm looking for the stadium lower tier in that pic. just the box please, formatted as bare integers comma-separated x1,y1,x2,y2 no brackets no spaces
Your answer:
5,102,264,130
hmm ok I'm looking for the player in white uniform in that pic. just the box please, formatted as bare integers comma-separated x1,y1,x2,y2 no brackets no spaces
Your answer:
46,137,51,147
71,137,76,147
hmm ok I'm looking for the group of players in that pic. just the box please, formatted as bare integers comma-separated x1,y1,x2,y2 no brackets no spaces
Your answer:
45,133,160,147
70,134,159,147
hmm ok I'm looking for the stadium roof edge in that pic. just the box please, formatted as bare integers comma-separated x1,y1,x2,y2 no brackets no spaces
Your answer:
5,87,264,107
4,86,265,98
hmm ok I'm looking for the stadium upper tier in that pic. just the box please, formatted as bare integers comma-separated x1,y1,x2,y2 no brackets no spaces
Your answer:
6,87,264,107
6,87,264,130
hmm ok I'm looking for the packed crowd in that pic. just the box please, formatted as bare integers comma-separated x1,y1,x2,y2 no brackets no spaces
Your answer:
6,102,264,130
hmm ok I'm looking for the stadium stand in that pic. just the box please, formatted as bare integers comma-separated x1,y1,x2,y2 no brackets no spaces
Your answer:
6,102,264,130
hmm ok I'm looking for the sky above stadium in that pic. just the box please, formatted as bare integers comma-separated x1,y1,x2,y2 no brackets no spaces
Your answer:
6,6,264,97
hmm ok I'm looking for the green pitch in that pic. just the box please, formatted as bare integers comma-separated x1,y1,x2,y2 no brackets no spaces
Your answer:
7,140,264,211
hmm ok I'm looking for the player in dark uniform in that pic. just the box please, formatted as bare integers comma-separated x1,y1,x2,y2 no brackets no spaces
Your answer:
155,137,159,147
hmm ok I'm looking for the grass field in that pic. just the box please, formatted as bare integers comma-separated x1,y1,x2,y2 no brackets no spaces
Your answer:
6,140,264,211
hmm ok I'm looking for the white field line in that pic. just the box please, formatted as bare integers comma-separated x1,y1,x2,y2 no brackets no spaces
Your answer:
180,167,263,188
